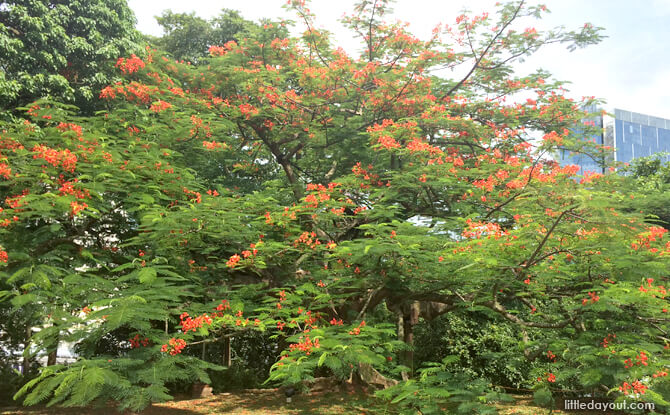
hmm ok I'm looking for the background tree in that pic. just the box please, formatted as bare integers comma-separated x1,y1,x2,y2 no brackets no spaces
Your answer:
623,154,670,228
154,9,255,63
0,0,141,114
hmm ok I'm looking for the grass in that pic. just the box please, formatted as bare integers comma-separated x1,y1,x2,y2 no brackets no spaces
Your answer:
0,391,610,414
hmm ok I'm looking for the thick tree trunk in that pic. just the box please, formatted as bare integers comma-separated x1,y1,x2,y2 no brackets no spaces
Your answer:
47,350,57,366
402,301,421,377
390,297,459,379
396,312,408,381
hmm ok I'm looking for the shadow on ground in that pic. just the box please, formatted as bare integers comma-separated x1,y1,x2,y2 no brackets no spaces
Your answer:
1,390,379,415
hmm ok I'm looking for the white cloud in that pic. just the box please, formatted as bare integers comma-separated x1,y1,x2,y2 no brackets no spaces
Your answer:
652,0,670,15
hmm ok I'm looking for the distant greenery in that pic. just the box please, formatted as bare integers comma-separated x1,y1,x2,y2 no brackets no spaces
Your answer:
624,154,670,228
152,9,256,63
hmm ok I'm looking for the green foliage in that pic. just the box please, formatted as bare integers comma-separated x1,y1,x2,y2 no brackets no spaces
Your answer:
414,312,544,388
377,356,513,414
268,321,403,386
623,154,670,228
0,0,142,113
14,356,220,411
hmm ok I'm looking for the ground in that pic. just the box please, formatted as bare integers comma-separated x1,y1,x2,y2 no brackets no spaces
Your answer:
0,390,608,414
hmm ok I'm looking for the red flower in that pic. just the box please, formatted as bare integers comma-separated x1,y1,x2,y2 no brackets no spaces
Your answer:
115,54,145,74
70,201,88,216
226,254,241,268
161,338,187,355
150,100,172,113
0,163,12,179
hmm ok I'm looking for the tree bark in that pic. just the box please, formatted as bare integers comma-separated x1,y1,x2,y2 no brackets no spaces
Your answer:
47,350,57,366
396,312,408,380
21,325,31,375
47,329,59,366
402,301,421,377
222,337,231,367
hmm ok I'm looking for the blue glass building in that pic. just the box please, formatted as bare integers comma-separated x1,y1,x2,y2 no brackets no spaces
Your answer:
559,108,670,174
609,109,670,165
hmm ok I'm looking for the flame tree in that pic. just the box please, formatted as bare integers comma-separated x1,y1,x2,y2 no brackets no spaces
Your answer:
2,1,670,412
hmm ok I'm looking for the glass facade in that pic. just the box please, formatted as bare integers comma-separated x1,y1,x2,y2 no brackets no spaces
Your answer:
612,109,670,165
560,108,670,174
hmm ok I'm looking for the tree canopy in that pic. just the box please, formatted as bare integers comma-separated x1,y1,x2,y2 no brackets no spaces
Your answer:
2,1,670,413
0,0,141,113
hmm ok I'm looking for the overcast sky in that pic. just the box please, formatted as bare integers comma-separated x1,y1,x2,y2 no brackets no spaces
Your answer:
128,0,670,120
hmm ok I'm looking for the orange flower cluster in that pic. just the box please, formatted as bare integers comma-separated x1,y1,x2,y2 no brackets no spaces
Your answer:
115,54,145,74
202,140,226,150
541,130,565,145
0,163,12,179
619,380,646,394
506,163,580,189
100,82,158,103
150,100,172,113
292,231,321,249
638,278,667,298
631,226,667,252
462,219,506,240
56,122,83,138
161,338,186,355
226,242,259,268
32,145,77,172
58,179,89,199
536,373,556,383
238,103,259,119
579,171,603,184
179,312,213,333
349,320,366,335
581,291,600,305
289,335,320,355
208,41,237,56
623,351,648,369
5,193,25,209
70,201,88,216
226,254,240,268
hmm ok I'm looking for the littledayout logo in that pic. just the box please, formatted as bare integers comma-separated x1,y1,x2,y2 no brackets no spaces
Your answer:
563,399,654,412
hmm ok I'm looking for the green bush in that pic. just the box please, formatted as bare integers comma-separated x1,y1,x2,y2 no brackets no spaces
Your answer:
414,311,547,389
